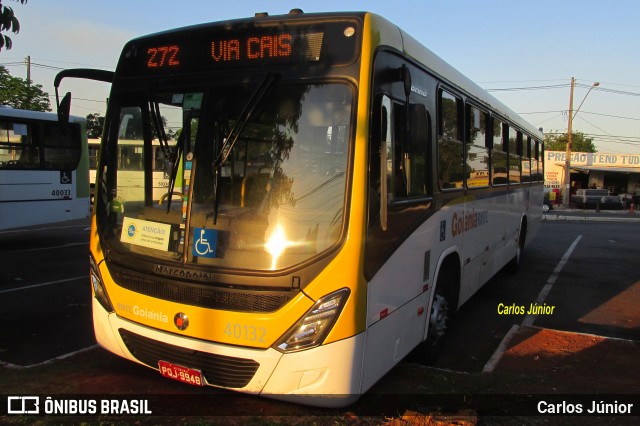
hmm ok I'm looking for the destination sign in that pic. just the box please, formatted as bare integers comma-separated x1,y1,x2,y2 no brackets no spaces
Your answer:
121,20,360,74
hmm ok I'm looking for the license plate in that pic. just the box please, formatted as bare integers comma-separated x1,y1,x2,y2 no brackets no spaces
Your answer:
158,360,204,387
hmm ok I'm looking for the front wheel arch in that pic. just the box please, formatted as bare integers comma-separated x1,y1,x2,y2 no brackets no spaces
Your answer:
418,253,460,364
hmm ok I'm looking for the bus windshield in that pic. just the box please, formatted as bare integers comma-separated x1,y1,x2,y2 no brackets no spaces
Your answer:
98,79,352,272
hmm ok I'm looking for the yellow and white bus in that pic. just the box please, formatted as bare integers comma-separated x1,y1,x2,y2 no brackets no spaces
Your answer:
0,107,90,230
56,10,543,407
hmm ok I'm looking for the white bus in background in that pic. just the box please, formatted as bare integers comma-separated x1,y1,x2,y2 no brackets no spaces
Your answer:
88,138,174,205
0,106,89,230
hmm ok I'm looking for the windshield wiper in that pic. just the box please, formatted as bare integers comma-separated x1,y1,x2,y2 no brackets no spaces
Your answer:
211,73,278,223
215,73,277,166
149,101,172,159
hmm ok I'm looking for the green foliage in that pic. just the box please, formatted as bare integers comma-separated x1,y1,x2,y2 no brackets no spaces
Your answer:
0,65,51,111
544,131,597,153
86,113,105,138
0,0,27,51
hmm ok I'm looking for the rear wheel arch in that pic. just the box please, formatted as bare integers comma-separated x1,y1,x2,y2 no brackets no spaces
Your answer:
507,215,528,273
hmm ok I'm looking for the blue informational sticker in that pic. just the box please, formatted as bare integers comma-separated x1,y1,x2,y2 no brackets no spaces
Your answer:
193,228,218,258
440,220,447,242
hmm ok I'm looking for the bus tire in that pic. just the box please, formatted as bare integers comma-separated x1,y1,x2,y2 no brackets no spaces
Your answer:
419,265,456,364
507,220,527,273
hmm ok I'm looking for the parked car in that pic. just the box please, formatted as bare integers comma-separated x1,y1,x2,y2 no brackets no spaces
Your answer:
571,189,622,209
599,195,623,210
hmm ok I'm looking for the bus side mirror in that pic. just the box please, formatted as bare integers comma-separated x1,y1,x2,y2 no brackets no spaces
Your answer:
401,64,412,100
399,64,412,142
58,92,72,130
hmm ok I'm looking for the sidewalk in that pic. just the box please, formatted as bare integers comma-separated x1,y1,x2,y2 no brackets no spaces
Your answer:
543,204,640,223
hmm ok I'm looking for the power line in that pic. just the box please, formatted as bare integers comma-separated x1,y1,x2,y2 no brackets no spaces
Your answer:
582,133,640,142
534,113,564,128
45,93,105,103
575,83,640,98
519,110,640,122
487,84,571,92
2,57,114,71
0,62,26,67
30,62,65,71
518,110,563,114
28,57,114,70
486,82,640,98
574,115,616,139
479,78,568,84
581,110,640,122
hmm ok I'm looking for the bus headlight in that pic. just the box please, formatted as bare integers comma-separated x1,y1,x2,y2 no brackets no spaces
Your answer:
90,255,114,313
274,288,349,353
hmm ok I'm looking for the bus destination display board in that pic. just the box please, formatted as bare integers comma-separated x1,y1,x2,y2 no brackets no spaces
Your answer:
120,20,360,75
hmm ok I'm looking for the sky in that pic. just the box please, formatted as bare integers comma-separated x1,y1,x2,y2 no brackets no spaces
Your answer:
2,0,640,154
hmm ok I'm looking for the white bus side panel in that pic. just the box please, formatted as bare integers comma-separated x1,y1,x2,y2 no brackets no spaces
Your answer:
361,214,441,392
361,187,528,392
0,170,89,230
459,191,508,305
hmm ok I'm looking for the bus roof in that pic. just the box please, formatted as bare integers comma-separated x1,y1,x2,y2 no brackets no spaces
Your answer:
0,106,85,124
126,10,366,43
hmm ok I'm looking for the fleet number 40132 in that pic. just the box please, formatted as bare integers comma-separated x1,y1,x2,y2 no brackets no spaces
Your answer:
223,322,266,343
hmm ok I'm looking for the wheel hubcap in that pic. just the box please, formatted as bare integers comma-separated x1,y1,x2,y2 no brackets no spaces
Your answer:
430,294,449,338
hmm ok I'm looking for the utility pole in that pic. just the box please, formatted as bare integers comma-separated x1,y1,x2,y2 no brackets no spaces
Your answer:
25,55,31,87
563,77,575,207
562,78,599,207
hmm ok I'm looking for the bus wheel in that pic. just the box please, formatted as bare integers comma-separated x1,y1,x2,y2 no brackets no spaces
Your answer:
420,274,452,364
507,224,526,273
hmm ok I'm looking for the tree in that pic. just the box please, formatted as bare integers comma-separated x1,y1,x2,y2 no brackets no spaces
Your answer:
1,0,27,51
0,65,50,110
544,131,597,153
86,113,105,138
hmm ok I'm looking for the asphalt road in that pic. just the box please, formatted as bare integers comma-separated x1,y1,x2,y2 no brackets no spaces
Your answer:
0,219,93,366
1,216,639,378
433,218,640,372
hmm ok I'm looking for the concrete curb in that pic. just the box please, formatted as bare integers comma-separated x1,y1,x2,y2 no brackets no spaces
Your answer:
543,214,640,223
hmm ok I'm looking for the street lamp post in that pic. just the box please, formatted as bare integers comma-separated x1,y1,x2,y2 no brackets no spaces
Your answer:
563,78,599,207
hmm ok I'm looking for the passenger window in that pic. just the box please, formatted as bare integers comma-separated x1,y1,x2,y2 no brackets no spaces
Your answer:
491,119,507,185
508,128,521,184
406,103,430,197
466,105,490,188
43,121,81,170
0,120,38,169
521,136,532,183
438,90,463,189
533,140,542,182
382,97,430,201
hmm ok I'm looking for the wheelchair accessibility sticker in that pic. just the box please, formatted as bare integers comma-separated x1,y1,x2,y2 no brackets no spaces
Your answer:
60,170,72,184
193,228,218,258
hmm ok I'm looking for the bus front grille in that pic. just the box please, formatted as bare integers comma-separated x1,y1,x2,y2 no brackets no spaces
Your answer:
119,329,260,389
108,262,295,313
